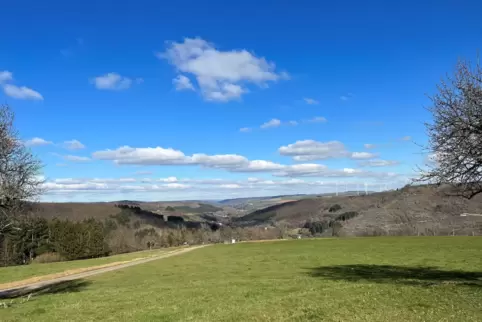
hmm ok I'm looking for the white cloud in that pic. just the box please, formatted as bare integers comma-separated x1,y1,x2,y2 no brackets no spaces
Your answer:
303,98,319,105
400,136,412,141
165,183,190,189
24,137,53,147
190,153,247,169
280,140,379,161
3,84,43,100
92,145,285,174
160,176,178,182
277,163,329,176
91,73,133,90
257,117,326,130
93,146,186,165
279,140,349,161
92,178,136,183
359,159,399,167
306,116,327,123
350,152,378,160
62,139,85,150
235,160,285,172
340,95,349,101
364,144,376,149
0,71,13,83
54,178,136,185
44,182,110,191
275,163,398,179
239,127,252,133
41,174,408,202
63,155,91,162
173,75,195,91
160,37,287,101
261,118,281,129
220,184,241,189
203,83,246,102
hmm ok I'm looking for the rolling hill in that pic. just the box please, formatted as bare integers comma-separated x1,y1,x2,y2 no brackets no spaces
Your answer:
234,185,482,236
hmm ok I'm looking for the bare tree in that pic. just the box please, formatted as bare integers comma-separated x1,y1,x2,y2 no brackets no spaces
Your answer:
419,58,482,198
0,104,43,235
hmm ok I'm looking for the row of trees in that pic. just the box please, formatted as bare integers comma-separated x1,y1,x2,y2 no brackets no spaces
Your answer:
0,217,108,266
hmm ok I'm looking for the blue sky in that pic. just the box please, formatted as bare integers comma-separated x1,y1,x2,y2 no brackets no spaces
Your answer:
1,0,481,201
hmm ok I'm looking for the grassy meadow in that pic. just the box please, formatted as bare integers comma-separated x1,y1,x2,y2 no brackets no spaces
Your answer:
1,237,481,321
0,247,176,285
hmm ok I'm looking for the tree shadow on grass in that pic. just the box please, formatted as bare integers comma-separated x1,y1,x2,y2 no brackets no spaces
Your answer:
306,265,482,287
0,279,91,299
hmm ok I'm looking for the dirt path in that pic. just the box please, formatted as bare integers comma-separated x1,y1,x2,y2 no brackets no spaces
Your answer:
0,245,207,299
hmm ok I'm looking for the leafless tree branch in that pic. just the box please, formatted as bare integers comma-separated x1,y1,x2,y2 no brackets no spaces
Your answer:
0,104,43,235
417,57,482,199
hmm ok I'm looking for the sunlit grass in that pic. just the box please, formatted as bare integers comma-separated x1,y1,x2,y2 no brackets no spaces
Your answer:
0,247,176,285
2,237,482,321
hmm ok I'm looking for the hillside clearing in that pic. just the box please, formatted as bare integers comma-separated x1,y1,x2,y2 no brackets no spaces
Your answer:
1,237,481,321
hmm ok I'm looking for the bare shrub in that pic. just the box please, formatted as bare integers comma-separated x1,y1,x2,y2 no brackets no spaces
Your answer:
32,252,65,264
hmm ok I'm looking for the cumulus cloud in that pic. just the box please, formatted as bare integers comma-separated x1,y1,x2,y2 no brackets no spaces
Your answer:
92,145,285,174
91,143,399,182
279,140,349,161
0,71,13,83
358,159,400,167
93,146,187,165
190,153,247,169
165,183,191,189
350,152,378,160
280,140,378,161
235,160,285,172
303,98,319,105
41,175,406,201
220,184,241,189
44,182,109,191
24,137,53,147
160,37,287,101
173,75,195,91
364,144,376,149
275,163,398,179
0,71,43,100
257,117,326,130
62,140,85,150
91,73,133,90
260,119,281,129
159,176,178,182
239,127,252,133
3,84,43,100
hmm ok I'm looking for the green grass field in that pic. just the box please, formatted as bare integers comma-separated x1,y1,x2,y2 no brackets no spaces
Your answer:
1,237,481,321
0,248,175,285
